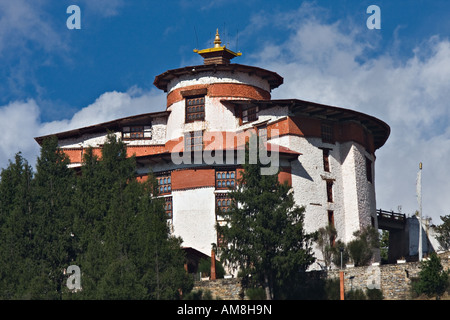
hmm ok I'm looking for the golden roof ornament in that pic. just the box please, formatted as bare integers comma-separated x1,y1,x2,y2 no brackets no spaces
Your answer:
214,29,222,48
193,28,242,65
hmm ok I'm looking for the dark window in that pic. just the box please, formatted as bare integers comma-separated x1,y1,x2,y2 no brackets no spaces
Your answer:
322,148,330,172
321,122,334,143
156,174,172,195
216,193,232,219
184,131,204,152
216,193,232,247
242,106,258,122
185,96,205,123
258,125,267,144
326,180,333,203
165,197,173,219
328,210,336,246
123,126,152,140
366,157,373,183
328,210,334,226
216,169,236,189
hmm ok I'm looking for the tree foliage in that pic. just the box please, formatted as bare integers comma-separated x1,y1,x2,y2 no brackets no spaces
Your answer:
412,252,449,299
0,134,192,299
435,215,450,251
216,139,316,300
347,226,379,267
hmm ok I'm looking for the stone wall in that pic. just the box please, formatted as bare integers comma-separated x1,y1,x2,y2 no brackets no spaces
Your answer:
193,278,246,300
328,252,450,300
192,252,450,300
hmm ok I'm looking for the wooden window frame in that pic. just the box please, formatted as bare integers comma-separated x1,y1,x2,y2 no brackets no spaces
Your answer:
216,193,232,247
184,131,204,152
215,169,236,190
122,125,152,140
156,173,172,195
322,148,331,172
366,157,373,183
185,96,205,123
321,122,334,144
328,210,336,246
242,106,259,123
165,196,173,220
326,180,333,203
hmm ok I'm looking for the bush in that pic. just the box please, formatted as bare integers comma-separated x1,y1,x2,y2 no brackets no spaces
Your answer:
366,288,383,300
183,289,214,300
198,258,225,279
345,288,366,300
347,226,379,267
412,253,449,299
246,287,267,300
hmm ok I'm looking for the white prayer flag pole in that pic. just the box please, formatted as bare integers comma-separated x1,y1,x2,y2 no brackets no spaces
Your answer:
417,162,423,261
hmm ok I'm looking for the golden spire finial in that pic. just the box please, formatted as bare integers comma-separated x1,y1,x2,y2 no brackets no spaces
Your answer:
214,29,222,48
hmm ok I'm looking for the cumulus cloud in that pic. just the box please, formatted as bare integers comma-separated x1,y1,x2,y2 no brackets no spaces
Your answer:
0,87,165,171
248,6,450,223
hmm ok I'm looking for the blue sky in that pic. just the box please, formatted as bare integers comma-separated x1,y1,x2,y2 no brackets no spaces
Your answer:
1,0,450,225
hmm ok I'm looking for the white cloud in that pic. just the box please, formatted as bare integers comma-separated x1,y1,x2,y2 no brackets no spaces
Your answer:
0,100,41,168
0,87,165,170
248,8,450,224
39,87,165,136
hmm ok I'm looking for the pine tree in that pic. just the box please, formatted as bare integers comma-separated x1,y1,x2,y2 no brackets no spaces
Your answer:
132,174,193,299
0,153,34,298
28,136,77,299
216,138,316,300
74,133,192,299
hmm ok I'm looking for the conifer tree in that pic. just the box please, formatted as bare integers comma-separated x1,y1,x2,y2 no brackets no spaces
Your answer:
216,138,316,300
0,153,34,298
29,136,77,299
132,174,193,299
74,133,192,299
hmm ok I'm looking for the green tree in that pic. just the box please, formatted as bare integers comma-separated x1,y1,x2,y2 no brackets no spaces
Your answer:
29,136,77,299
379,230,389,263
412,252,449,299
0,153,34,298
216,139,316,300
316,224,337,269
435,215,450,251
347,226,379,267
73,133,192,299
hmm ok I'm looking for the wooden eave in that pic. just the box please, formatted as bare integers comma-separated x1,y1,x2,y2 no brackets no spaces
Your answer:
34,111,170,145
224,99,390,150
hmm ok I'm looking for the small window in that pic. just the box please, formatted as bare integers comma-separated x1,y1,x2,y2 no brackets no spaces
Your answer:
242,106,259,122
156,173,172,195
328,210,336,246
328,210,334,226
216,193,233,219
185,131,204,152
216,169,236,189
322,148,330,172
165,197,173,219
366,157,373,183
326,180,333,203
321,122,334,143
257,125,267,144
216,193,232,247
122,126,152,140
185,96,205,123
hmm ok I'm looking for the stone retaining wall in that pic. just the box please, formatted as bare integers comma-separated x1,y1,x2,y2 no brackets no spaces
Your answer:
193,278,245,300
192,252,450,300
328,252,450,299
